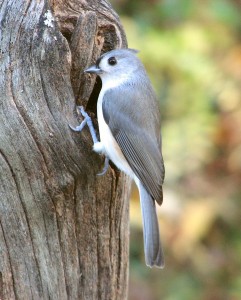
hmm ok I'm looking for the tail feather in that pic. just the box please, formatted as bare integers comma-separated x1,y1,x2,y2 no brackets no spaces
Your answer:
136,179,164,268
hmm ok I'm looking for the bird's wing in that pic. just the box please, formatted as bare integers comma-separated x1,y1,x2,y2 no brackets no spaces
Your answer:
102,86,164,205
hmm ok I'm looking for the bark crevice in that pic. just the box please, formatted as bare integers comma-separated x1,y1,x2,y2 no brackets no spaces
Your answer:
0,1,130,299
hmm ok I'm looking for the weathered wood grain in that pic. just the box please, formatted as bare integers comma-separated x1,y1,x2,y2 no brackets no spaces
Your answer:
0,0,130,299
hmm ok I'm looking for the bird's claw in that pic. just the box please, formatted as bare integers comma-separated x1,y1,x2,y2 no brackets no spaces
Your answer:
97,157,110,176
69,106,98,143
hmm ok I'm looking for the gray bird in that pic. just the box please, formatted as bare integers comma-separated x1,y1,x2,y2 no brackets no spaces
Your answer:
72,48,165,268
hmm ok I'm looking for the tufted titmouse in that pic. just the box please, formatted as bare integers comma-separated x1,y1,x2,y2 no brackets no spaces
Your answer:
71,49,165,268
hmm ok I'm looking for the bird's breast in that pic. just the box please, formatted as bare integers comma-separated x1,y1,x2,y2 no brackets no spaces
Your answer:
97,90,133,177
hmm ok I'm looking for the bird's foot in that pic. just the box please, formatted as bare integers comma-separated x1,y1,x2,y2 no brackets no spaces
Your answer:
69,106,98,144
97,156,110,176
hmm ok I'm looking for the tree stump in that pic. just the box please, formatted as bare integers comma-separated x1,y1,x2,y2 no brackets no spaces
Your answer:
0,0,130,299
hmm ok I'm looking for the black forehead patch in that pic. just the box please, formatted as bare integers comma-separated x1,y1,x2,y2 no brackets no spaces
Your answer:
96,56,102,68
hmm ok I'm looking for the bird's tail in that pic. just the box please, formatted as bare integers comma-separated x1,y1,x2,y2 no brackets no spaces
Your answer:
136,180,164,268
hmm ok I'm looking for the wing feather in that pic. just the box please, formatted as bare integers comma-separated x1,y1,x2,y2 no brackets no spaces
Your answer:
102,85,164,204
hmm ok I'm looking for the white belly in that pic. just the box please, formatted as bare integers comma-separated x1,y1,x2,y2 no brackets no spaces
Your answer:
94,91,134,177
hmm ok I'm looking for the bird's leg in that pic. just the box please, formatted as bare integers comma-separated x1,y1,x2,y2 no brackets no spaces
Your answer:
69,106,110,175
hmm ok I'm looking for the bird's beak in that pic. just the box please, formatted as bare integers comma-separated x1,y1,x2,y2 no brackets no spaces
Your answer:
84,65,102,74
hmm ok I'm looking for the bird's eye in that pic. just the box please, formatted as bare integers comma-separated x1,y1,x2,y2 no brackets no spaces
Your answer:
108,57,117,66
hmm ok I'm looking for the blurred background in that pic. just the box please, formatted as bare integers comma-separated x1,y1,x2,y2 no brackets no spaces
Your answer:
110,0,241,299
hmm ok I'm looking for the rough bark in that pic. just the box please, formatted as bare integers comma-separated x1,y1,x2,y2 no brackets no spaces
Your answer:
0,0,130,299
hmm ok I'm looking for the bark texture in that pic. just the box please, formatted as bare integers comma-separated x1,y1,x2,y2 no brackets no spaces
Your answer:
0,0,130,299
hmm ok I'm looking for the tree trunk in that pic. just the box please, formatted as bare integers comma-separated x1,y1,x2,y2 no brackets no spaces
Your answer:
0,1,130,299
